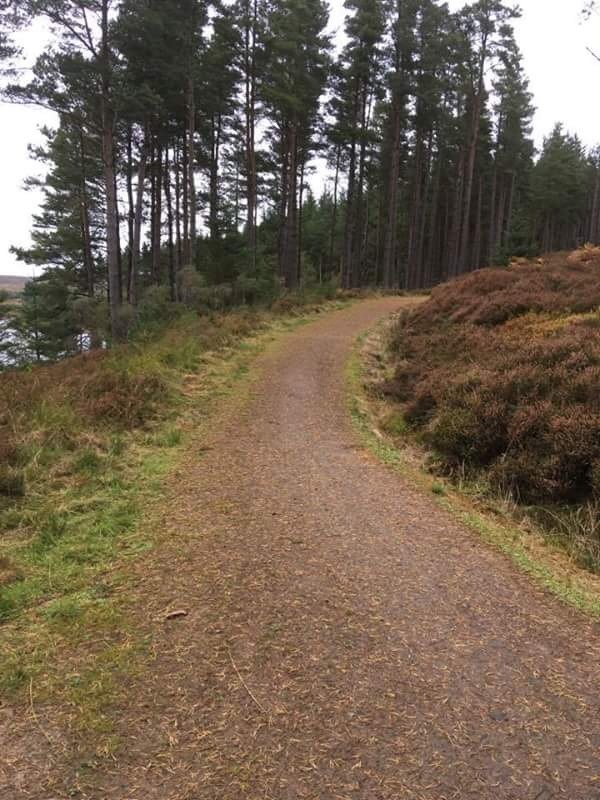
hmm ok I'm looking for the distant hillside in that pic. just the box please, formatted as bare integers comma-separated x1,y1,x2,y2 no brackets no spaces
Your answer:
0,276,27,295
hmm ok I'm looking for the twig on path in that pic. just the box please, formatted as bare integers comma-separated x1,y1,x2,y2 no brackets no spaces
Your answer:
227,648,269,716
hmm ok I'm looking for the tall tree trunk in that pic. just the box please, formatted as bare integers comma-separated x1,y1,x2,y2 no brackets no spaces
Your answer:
457,36,488,274
342,78,361,289
504,171,516,250
415,130,434,288
114,168,123,304
297,159,305,284
472,172,483,270
447,146,465,278
495,176,506,258
278,124,289,279
100,0,121,338
244,0,258,266
424,146,442,288
151,137,163,285
280,124,298,288
174,141,182,269
352,86,370,287
209,113,222,241
182,129,190,264
488,160,498,264
126,126,135,302
130,131,148,307
457,92,482,274
328,144,341,278
164,146,176,301
78,129,94,300
186,77,197,266
382,97,403,289
407,134,424,288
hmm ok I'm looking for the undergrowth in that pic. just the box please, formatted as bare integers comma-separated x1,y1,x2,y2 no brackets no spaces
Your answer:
382,247,600,572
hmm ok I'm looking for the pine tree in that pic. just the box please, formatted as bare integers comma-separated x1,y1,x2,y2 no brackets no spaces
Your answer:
198,6,240,243
262,0,331,288
449,0,521,276
334,0,385,288
379,0,419,289
531,125,592,252
488,39,534,263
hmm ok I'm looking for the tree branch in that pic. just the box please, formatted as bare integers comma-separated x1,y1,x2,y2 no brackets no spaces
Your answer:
587,45,600,62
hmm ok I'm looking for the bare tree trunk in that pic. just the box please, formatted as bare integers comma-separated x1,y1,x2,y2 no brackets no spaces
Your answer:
457,91,483,274
424,147,442,288
352,87,370,287
209,113,222,241
415,130,434,288
504,171,516,251
456,21,490,274
186,77,197,265
79,129,95,300
297,159,305,285
182,129,190,264
278,124,289,280
495,176,506,258
342,79,361,289
328,144,341,279
447,146,465,278
472,172,483,270
164,145,176,301
280,124,298,289
488,162,498,264
126,126,135,302
382,98,403,289
407,135,424,288
244,0,258,267
152,137,163,285
174,141,182,269
100,0,121,338
130,131,148,307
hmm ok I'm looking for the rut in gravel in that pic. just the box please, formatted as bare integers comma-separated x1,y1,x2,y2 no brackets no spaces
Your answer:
5,297,600,800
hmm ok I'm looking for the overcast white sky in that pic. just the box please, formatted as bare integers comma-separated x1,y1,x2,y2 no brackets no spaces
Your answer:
1,0,599,276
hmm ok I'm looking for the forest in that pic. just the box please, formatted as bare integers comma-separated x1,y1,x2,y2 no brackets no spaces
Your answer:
0,0,598,363
2,4,600,795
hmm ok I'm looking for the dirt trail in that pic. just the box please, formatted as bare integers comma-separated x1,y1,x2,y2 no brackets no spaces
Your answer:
7,298,600,799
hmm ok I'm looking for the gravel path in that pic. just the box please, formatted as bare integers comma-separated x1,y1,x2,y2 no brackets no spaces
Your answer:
13,298,600,799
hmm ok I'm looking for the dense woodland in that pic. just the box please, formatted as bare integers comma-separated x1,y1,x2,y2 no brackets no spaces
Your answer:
1,0,600,359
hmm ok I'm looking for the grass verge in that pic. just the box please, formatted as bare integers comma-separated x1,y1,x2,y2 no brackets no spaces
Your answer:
346,327,600,620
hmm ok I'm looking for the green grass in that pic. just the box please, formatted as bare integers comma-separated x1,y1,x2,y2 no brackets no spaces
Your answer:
380,410,409,437
346,341,600,620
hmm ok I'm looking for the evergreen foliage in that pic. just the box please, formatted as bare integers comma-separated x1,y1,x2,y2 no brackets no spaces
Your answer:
1,0,599,363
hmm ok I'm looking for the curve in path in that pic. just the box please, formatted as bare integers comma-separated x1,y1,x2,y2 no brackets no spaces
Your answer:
52,299,600,798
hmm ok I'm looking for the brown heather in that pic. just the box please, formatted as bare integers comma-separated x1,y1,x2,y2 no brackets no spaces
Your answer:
386,249,600,569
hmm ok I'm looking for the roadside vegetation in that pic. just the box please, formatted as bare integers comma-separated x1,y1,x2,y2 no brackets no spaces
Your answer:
0,288,346,713
379,248,600,572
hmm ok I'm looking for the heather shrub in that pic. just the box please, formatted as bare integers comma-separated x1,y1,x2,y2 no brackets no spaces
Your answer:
386,249,600,568
408,250,600,330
